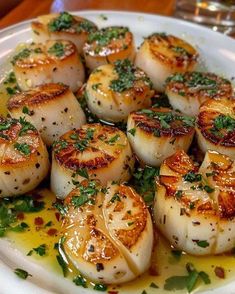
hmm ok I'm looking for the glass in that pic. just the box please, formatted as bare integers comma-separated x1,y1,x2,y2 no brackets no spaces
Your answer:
174,0,235,35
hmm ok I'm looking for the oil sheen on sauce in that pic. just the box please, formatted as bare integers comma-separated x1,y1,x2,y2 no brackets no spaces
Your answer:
0,78,235,294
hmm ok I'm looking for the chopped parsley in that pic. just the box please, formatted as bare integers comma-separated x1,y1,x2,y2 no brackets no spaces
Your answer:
14,268,32,279
150,282,159,288
11,48,31,65
47,42,65,57
110,193,121,203
92,83,102,91
109,59,153,93
14,142,31,156
128,128,136,136
19,117,36,136
183,171,202,183
32,244,47,256
76,20,96,33
48,12,73,32
106,134,120,145
93,283,107,291
195,240,209,248
213,114,235,134
3,72,16,84
71,181,99,208
73,274,87,288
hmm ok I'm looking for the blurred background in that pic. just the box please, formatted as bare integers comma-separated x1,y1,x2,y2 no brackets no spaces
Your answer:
0,0,234,36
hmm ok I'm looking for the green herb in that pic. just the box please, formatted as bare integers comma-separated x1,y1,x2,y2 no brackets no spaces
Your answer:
48,12,73,32
53,202,68,216
199,271,211,284
195,240,209,248
13,195,44,212
171,250,182,261
53,140,68,153
14,268,31,279
11,48,31,65
56,254,68,277
92,83,102,91
14,142,31,156
204,185,215,193
34,47,42,53
106,134,120,145
187,270,199,293
128,128,136,136
73,274,87,288
0,121,11,131
22,106,30,114
33,244,46,256
71,195,89,207
175,190,183,198
76,20,96,33
172,46,189,56
187,72,217,88
141,291,147,294
93,283,107,291
99,14,108,21
183,171,202,183
164,275,189,291
110,193,121,203
76,168,89,179
47,42,65,57
19,117,36,136
166,73,185,83
150,282,159,288
44,221,52,227
3,72,16,84
88,26,128,46
132,166,159,205
6,86,19,96
11,222,29,232
213,114,235,133
0,205,16,237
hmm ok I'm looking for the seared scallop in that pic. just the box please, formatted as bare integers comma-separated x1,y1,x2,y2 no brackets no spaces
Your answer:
83,26,135,71
154,150,235,255
196,98,235,159
86,60,154,122
135,33,198,92
11,40,85,92
62,180,153,284
51,124,134,199
31,12,97,54
8,83,86,146
165,71,233,116
127,107,195,166
0,116,49,197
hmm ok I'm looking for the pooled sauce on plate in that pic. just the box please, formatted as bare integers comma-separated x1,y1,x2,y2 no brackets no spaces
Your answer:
5,188,235,293
0,70,235,293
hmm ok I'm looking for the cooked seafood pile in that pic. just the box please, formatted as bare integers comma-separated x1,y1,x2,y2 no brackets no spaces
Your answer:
0,11,234,289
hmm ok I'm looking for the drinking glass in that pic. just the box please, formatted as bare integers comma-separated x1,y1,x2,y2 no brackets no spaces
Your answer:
174,0,235,35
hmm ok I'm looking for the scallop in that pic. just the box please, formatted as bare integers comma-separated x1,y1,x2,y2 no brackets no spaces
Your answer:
51,123,135,199
62,180,153,284
154,150,235,255
0,116,49,197
8,83,86,146
31,12,97,54
135,33,198,92
165,71,233,116
11,40,85,92
127,107,195,166
86,60,154,123
196,98,235,159
83,26,135,71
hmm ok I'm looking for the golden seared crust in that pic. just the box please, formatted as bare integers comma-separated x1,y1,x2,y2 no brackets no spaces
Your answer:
106,185,147,249
83,26,132,56
197,99,235,147
160,150,235,219
12,40,76,68
147,33,198,68
53,124,125,171
0,116,40,165
164,150,197,174
8,83,69,109
166,72,233,100
83,228,119,263
132,108,195,137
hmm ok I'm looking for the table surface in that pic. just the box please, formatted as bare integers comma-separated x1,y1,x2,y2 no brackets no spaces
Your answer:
0,0,175,29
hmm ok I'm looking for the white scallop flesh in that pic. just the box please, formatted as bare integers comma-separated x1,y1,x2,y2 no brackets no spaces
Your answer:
86,63,153,122
154,150,235,255
51,123,135,199
8,83,86,146
12,40,85,92
62,181,153,284
0,117,49,197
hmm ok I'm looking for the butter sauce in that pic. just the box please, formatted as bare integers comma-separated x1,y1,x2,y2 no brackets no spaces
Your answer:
0,76,235,293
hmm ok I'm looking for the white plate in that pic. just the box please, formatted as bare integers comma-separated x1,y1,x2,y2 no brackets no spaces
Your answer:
0,10,234,294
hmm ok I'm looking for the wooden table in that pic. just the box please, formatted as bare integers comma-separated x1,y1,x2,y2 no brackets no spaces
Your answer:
0,0,175,29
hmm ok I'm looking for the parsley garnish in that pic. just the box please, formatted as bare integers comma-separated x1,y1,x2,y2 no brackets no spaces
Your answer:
71,181,99,208
106,134,120,145
93,283,107,291
128,128,136,136
18,117,36,136
48,12,73,32
11,48,31,65
14,142,31,156
47,42,65,57
195,240,209,248
32,244,47,256
73,274,87,288
14,268,32,279
183,171,202,183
